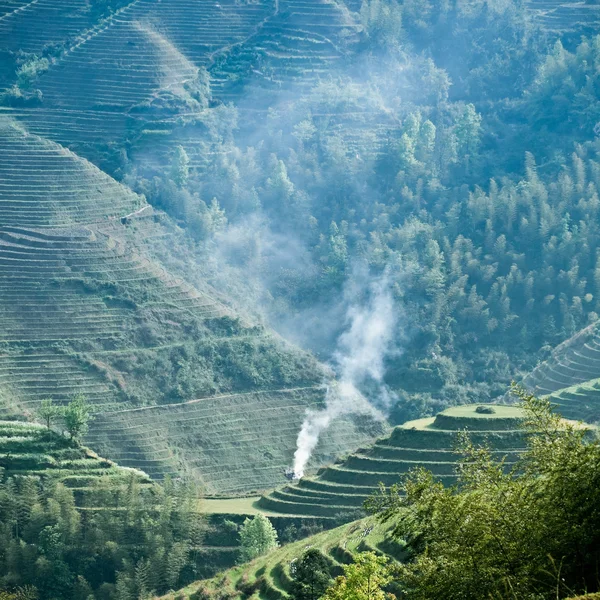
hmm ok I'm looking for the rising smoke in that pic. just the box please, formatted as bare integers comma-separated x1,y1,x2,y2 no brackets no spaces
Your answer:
293,270,399,478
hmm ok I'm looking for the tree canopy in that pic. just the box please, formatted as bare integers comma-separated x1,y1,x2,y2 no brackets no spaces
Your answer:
367,386,600,599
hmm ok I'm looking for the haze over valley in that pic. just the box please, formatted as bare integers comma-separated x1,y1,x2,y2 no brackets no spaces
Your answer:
1,0,600,598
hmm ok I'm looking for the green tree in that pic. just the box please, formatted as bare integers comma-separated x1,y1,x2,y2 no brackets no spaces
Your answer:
238,513,278,562
38,399,62,430
321,552,393,600
171,145,190,188
290,548,332,600
368,386,600,599
63,395,92,442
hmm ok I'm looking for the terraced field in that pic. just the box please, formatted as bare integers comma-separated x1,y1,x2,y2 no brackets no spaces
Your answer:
527,0,600,41
0,0,131,56
209,0,359,105
0,0,276,166
0,116,143,225
256,404,528,519
0,119,384,493
516,321,600,421
0,419,151,506
87,387,386,494
162,515,404,600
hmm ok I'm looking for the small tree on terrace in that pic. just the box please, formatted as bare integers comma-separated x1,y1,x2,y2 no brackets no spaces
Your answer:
239,513,279,562
171,145,190,188
63,395,92,442
39,398,62,430
291,548,332,600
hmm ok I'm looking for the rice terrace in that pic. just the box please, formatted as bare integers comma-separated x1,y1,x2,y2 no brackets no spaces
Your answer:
1,0,600,598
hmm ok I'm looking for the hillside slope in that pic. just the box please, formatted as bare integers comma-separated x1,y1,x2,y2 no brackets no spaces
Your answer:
514,321,600,422
161,515,403,600
0,117,384,494
256,404,528,519
0,419,151,506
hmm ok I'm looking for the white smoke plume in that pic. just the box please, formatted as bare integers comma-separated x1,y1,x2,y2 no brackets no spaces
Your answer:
293,272,398,478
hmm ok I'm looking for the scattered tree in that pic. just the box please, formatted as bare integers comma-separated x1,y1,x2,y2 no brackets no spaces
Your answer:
63,395,92,442
171,145,190,188
238,513,279,562
38,399,62,430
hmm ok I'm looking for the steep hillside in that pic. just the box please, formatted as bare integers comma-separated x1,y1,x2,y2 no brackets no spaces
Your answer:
256,404,528,519
515,321,600,422
0,117,383,493
526,0,600,42
0,419,151,506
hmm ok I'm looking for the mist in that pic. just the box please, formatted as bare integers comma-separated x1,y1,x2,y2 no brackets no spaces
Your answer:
293,269,400,478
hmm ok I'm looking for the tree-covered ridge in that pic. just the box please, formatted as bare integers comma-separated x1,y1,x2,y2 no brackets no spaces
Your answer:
143,31,600,423
0,419,210,600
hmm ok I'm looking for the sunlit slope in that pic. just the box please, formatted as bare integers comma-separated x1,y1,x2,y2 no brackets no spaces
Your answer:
0,419,151,506
162,515,403,600
0,121,383,492
209,0,359,104
518,321,600,421
526,0,600,40
0,117,143,225
87,389,385,494
256,404,528,519
0,0,131,56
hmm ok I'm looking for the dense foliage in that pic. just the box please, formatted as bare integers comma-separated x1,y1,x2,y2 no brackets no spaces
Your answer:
290,549,332,600
321,551,393,600
125,0,600,422
0,473,205,600
367,387,600,599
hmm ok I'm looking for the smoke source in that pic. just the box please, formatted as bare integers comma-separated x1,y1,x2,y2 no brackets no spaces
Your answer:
293,272,398,478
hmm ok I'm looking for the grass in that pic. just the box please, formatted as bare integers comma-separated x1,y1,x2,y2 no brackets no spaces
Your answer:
160,515,403,600
0,419,152,506
203,497,270,515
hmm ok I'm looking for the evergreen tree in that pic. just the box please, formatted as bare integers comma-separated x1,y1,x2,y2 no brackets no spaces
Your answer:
290,549,332,600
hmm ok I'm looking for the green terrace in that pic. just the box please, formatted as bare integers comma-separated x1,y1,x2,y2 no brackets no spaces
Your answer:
0,419,152,506
256,404,529,520
517,321,600,421
0,117,143,226
162,515,403,600
85,387,386,493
